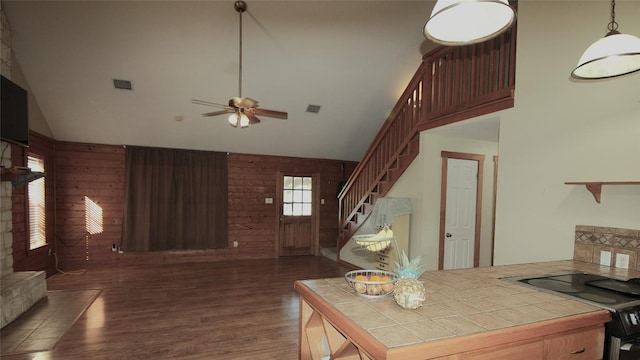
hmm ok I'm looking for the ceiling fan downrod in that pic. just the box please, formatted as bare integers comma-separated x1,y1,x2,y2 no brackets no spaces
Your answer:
190,0,287,126
235,1,247,99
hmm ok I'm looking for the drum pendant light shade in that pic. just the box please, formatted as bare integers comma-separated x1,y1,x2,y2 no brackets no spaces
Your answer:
571,0,640,80
424,0,516,46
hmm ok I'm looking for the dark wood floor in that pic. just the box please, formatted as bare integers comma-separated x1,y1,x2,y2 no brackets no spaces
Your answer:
1,256,353,360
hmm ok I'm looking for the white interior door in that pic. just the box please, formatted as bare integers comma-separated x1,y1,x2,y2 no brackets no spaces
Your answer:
443,158,478,270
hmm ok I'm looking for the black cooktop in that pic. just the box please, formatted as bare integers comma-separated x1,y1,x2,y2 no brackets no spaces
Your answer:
518,273,640,310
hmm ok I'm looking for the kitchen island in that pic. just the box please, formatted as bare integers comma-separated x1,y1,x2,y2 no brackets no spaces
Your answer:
294,260,637,359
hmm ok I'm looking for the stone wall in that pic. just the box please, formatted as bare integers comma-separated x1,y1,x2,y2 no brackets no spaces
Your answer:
1,144,13,276
574,225,640,271
1,3,14,276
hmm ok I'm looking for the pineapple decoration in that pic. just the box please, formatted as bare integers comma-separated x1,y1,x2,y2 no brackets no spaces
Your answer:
393,251,426,310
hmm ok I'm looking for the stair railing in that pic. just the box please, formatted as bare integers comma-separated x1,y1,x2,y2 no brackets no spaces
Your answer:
337,65,424,235
337,27,516,251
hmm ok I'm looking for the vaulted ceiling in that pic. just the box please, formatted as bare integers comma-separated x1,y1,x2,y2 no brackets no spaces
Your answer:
4,0,462,161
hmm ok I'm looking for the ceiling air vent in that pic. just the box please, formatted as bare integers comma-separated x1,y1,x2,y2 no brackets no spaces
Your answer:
306,104,321,113
113,79,132,90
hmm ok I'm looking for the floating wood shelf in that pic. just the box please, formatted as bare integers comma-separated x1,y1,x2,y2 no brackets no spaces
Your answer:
565,181,640,203
0,166,30,176
0,167,45,188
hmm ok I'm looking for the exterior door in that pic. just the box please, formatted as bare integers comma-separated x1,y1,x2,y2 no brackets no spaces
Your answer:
439,152,484,270
277,174,318,256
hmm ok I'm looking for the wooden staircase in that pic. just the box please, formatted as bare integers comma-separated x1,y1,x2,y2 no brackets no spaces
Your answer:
336,66,424,250
338,134,419,244
337,27,517,255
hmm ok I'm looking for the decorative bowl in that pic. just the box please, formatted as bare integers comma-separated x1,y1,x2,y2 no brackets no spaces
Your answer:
344,269,397,299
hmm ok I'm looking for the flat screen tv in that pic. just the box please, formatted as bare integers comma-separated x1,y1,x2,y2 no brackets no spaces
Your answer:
1,75,29,147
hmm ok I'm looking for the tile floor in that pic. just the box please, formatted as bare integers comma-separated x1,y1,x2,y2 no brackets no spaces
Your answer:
0,289,100,355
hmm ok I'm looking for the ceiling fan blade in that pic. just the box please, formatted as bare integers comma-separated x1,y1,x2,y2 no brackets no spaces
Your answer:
254,108,288,120
245,112,261,124
192,99,229,108
202,109,234,117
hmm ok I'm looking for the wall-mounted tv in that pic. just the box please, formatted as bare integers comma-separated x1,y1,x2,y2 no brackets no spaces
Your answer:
1,75,29,147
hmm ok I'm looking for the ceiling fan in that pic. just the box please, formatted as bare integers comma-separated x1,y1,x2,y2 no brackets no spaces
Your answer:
192,1,288,128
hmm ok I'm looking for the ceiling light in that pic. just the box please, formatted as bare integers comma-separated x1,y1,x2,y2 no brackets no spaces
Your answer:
424,0,516,46
571,0,640,80
228,112,250,128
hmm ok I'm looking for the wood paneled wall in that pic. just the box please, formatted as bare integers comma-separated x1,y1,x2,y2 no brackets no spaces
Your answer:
228,153,356,257
10,132,56,276
54,142,126,269
51,141,356,270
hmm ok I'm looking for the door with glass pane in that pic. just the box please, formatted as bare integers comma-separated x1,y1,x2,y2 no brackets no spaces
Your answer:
278,174,317,256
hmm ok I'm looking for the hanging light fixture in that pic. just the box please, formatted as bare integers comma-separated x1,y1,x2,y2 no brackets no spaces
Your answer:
228,111,250,128
192,1,288,127
571,0,640,80
424,0,516,46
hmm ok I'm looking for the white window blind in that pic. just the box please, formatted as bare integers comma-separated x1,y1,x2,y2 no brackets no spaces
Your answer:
27,155,46,250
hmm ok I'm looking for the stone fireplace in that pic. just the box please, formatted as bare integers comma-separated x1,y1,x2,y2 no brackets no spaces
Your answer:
0,143,46,329
1,6,47,329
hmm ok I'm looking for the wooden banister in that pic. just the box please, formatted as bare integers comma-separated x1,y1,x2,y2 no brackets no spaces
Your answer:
337,25,517,253
337,67,424,223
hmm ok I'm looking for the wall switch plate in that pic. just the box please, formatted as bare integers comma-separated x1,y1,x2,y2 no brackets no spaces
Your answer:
616,253,630,269
600,251,611,266
265,197,273,204
233,241,239,248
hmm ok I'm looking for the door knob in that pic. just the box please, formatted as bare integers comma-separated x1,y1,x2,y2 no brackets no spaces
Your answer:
445,233,452,238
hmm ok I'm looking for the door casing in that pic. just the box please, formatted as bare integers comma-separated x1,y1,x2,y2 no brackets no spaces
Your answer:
275,172,320,257
438,151,484,270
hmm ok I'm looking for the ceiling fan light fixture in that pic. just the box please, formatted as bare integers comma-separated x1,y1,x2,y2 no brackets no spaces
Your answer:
571,1,640,80
240,114,250,128
228,112,250,128
424,0,516,46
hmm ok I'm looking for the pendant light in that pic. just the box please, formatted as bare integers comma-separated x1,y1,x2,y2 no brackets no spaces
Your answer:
571,0,640,80
424,0,516,46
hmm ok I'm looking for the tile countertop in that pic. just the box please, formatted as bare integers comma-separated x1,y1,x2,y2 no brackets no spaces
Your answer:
297,260,640,349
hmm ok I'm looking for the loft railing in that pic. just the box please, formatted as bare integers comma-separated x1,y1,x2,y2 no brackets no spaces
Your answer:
420,28,517,130
337,28,516,249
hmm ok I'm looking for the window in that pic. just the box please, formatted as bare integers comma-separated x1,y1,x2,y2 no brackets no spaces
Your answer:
27,155,46,250
282,176,312,216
